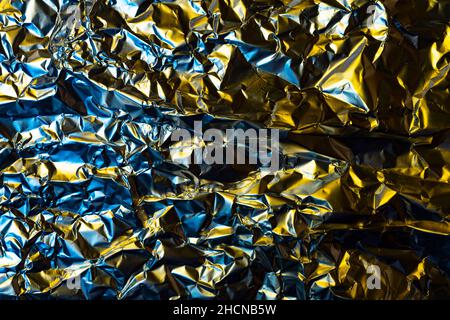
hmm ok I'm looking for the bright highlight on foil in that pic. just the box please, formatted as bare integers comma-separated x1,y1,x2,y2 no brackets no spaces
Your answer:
0,0,449,300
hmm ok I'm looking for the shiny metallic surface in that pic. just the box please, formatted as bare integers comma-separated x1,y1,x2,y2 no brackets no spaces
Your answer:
0,0,449,299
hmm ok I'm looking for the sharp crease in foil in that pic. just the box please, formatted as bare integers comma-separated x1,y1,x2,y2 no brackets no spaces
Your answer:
0,0,449,299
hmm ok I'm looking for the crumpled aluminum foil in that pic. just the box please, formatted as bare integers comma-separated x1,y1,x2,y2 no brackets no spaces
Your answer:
0,0,449,300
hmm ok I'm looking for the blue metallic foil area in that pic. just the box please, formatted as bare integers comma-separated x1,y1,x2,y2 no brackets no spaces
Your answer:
0,0,449,299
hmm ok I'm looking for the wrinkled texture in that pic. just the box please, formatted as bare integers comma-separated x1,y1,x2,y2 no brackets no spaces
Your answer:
0,0,449,300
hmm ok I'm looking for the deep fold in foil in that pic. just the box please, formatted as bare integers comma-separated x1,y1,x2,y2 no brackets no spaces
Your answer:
0,0,449,299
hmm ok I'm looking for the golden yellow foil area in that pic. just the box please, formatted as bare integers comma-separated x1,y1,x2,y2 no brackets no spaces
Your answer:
0,0,448,299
